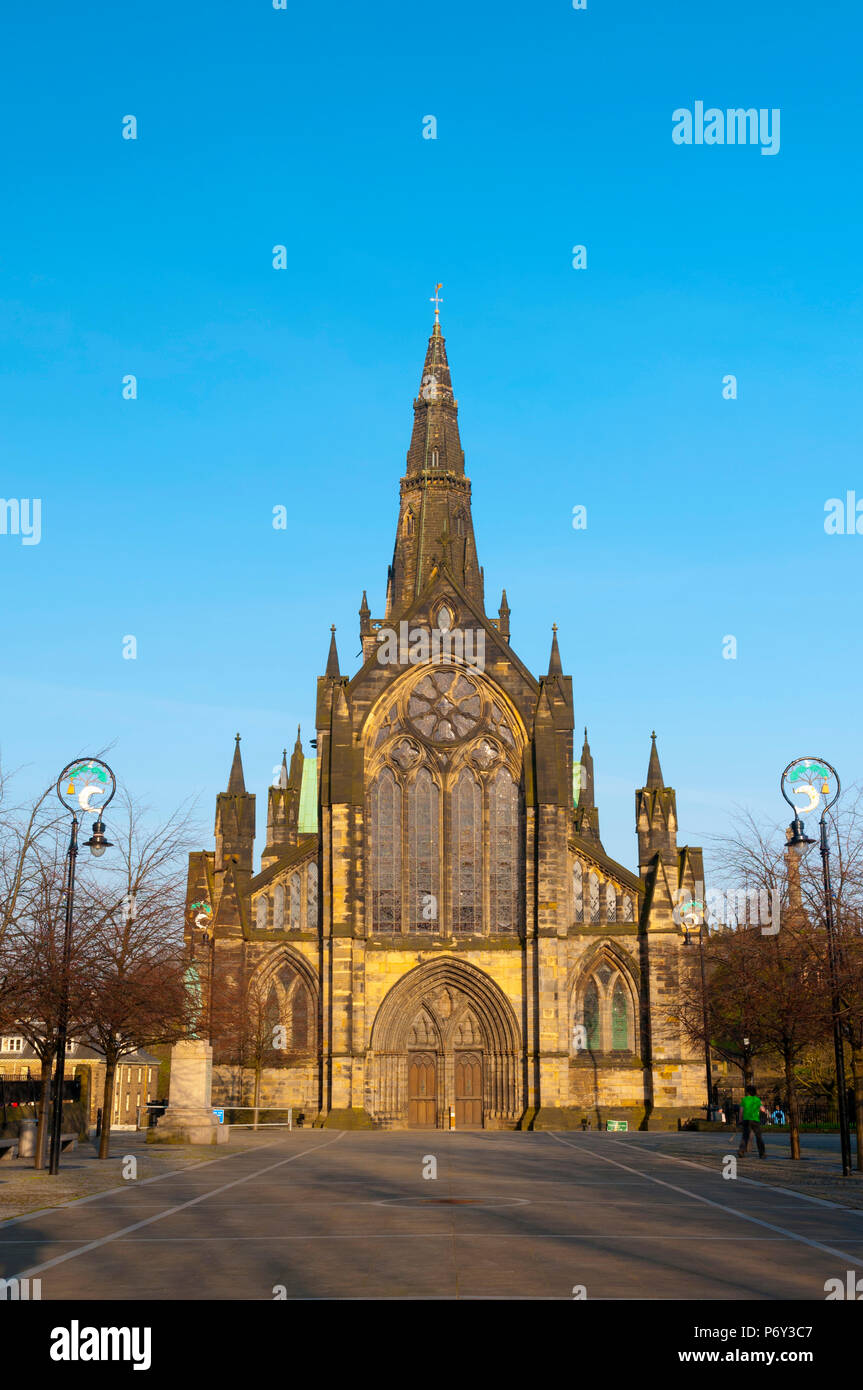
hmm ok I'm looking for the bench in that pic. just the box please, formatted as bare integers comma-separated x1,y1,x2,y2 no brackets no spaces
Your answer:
60,1133,77,1153
0,1138,18,1161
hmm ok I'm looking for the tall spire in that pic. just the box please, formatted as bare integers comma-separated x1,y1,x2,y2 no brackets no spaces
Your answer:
574,726,601,843
227,732,245,794
646,731,664,789
547,624,563,676
326,625,340,678
278,747,288,789
386,313,483,618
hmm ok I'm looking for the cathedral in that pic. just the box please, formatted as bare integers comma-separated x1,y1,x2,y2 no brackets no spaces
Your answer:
184,312,708,1129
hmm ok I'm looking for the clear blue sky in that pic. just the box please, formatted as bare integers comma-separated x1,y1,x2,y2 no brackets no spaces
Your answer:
1,0,860,869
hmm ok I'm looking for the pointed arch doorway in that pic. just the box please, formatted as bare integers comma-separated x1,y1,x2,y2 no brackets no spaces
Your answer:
368,958,521,1129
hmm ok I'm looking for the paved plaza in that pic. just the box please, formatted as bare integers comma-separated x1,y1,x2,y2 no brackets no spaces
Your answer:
1,1130,862,1300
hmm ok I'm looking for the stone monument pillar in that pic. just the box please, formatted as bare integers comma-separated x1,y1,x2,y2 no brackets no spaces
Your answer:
149,1039,229,1145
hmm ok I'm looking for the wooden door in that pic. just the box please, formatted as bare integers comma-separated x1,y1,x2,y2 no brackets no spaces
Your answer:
408,1052,437,1127
455,1052,483,1128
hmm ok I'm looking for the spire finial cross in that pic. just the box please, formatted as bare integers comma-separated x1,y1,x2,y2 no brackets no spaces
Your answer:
430,282,443,323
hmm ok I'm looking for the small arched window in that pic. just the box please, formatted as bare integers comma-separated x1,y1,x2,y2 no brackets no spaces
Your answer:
589,873,600,923
572,863,583,922
306,862,318,928
273,883,285,931
606,883,616,922
256,896,268,931
290,872,301,929
454,511,466,537
430,448,440,468
622,895,634,923
403,508,414,537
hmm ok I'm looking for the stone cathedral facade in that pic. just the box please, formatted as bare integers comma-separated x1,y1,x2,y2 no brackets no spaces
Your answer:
184,316,707,1129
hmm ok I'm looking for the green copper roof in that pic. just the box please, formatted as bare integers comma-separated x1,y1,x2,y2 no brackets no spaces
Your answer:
298,757,318,833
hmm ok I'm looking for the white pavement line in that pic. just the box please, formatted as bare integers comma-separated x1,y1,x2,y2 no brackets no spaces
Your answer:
12,1132,346,1281
624,1142,863,1217
547,1132,863,1267
0,1137,291,1230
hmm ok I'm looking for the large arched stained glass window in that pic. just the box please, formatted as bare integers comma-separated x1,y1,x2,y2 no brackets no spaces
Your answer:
452,770,482,934
370,767,402,932
407,768,440,932
489,768,520,934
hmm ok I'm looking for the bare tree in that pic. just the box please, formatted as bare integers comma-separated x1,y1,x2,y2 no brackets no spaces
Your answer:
74,793,197,1158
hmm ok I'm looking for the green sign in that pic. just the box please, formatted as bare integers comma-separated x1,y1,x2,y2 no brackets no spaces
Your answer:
606,1120,628,1132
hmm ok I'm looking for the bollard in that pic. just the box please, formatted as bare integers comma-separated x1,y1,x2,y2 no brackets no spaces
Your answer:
18,1119,37,1158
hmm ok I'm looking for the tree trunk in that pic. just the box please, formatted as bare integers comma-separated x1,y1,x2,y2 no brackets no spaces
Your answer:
851,1044,863,1173
784,1054,801,1160
33,1055,53,1170
98,1058,117,1160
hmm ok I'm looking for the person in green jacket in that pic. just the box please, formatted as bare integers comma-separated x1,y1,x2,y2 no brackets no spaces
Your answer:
737,1086,766,1158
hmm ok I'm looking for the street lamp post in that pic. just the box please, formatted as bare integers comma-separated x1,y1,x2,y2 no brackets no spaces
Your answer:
49,759,115,1175
781,756,852,1178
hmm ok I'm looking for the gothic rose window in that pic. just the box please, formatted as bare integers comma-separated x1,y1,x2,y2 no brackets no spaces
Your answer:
407,671,482,743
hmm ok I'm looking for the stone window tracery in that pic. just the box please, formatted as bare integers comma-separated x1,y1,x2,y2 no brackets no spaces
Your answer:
575,960,635,1054
273,883,285,931
367,671,524,936
306,861,318,928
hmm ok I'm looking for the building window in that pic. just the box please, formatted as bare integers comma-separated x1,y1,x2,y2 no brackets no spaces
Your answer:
290,872,301,930
370,767,402,932
407,768,440,932
368,672,524,935
256,896,268,930
622,895,634,923
452,770,482,934
273,883,285,931
403,508,414,537
430,448,440,468
489,768,520,934
606,883,616,922
583,979,600,1050
454,511,466,538
589,873,600,923
611,980,630,1050
572,863,583,922
306,861,318,928
1,1037,24,1053
576,963,634,1054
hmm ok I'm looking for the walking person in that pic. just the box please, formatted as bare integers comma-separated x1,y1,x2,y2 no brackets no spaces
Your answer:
737,1085,766,1159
